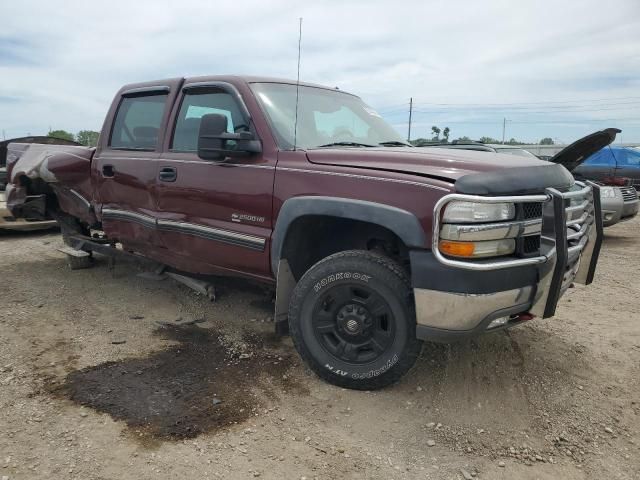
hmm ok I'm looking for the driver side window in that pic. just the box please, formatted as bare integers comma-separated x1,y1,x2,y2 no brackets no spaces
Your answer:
171,91,245,152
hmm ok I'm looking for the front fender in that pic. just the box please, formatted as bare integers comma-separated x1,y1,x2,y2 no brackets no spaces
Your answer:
271,196,426,275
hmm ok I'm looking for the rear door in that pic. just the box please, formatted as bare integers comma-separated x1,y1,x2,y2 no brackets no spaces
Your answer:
154,81,276,279
93,81,181,251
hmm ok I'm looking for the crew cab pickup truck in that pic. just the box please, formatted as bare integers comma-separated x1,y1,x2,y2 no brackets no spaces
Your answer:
5,75,613,389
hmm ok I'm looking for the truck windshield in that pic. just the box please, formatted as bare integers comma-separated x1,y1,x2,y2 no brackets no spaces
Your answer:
250,83,407,150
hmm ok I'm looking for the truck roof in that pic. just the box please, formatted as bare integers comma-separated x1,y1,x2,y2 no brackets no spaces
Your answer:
118,75,357,97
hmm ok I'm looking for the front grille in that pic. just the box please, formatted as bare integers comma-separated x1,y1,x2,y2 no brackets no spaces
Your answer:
522,202,543,219
620,186,638,202
513,202,544,257
523,236,540,254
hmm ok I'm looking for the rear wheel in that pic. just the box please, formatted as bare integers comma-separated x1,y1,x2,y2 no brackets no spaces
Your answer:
288,250,422,390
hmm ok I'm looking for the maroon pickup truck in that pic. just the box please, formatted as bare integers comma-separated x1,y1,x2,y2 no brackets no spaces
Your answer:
5,75,614,389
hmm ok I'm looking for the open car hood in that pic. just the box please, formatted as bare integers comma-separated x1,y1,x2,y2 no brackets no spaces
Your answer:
550,128,621,172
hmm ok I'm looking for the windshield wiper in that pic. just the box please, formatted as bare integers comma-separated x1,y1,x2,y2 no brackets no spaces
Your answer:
379,141,411,147
317,141,375,148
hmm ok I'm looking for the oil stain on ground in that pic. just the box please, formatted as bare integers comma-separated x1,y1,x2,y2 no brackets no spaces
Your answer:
52,324,304,441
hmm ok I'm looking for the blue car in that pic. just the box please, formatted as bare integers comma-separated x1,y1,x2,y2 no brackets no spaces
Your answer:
572,146,640,191
570,146,640,226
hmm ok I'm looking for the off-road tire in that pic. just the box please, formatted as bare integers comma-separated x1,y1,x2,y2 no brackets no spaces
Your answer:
288,250,422,390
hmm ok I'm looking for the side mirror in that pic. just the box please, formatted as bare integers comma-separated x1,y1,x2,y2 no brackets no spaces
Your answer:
197,113,262,161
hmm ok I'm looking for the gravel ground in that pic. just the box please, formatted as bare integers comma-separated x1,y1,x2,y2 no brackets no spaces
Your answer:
0,216,638,480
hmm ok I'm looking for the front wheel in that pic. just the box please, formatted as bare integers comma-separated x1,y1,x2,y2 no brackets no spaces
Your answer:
288,250,422,390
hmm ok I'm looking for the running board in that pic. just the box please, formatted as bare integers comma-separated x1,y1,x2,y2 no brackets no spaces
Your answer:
165,272,216,301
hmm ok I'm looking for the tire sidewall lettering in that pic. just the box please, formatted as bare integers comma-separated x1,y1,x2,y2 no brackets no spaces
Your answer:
314,272,371,293
324,353,399,379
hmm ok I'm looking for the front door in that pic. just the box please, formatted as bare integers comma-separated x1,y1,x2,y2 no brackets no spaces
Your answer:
154,83,275,279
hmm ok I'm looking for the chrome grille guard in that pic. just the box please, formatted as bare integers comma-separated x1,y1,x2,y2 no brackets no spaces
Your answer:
432,181,603,318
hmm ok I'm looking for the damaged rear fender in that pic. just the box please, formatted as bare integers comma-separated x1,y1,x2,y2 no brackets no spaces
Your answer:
8,143,97,224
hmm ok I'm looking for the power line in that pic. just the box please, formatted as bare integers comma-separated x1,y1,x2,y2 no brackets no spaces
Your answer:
398,118,640,125
411,102,640,113
376,97,640,116
376,106,411,115
408,95,640,107
409,104,640,115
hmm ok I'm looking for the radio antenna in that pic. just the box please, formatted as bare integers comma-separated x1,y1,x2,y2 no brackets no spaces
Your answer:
293,17,303,150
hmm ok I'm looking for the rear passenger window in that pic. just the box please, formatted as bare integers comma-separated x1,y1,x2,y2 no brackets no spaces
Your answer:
110,94,168,150
171,90,247,152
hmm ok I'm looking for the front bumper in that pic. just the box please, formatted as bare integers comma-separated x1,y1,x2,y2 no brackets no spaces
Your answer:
621,199,639,221
600,193,623,227
412,182,602,342
600,188,639,227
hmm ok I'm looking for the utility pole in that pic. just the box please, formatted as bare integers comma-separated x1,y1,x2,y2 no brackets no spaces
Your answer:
407,97,413,143
502,117,506,144
1,130,5,140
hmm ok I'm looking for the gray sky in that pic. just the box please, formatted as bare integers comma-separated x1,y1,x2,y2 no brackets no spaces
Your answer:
1,0,639,144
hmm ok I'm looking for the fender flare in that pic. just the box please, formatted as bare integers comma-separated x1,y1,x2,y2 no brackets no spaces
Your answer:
271,196,426,275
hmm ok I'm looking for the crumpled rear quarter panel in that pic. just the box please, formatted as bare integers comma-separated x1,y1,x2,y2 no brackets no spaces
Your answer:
8,143,96,223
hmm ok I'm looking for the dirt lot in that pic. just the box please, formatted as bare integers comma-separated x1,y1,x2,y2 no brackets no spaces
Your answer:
0,217,638,480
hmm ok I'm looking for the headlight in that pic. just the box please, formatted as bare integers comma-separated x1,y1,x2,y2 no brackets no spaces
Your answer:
599,186,616,199
439,239,516,258
443,201,515,223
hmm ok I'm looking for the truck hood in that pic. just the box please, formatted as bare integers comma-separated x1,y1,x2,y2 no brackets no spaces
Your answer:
549,128,621,172
306,146,548,182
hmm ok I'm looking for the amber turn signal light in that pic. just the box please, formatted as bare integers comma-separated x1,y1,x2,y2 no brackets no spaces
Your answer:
438,238,516,258
439,240,475,257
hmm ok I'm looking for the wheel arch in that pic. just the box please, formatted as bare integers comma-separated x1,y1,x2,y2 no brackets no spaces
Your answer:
271,196,426,275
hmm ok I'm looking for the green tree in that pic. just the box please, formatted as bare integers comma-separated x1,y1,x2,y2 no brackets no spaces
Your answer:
431,126,441,141
442,127,450,143
76,130,100,147
539,137,554,145
479,136,500,144
48,129,75,142
456,136,472,142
